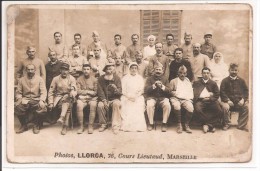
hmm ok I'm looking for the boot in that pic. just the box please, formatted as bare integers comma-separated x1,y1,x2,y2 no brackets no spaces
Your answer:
88,124,94,134
61,125,67,135
16,116,28,134
161,123,167,132
33,125,40,134
176,123,183,134
99,124,107,132
184,123,192,133
147,124,154,131
16,125,28,134
77,124,84,134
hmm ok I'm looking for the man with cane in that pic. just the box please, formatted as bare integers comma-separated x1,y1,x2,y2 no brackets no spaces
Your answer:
48,63,77,135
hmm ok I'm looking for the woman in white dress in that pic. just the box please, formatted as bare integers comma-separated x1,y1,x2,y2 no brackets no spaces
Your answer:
120,62,147,132
143,35,156,64
210,52,229,88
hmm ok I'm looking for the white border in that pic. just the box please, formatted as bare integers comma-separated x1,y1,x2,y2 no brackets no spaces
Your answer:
1,1,260,170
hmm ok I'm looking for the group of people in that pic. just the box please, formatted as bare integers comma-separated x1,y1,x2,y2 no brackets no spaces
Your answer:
14,30,249,135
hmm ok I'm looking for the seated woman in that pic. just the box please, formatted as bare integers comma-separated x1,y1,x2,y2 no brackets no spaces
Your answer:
120,62,147,132
209,52,229,88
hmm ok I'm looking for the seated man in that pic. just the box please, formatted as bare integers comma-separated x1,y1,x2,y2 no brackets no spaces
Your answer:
15,64,47,134
76,64,98,134
170,65,194,134
193,67,223,133
220,63,249,131
97,61,122,135
48,63,77,135
144,62,171,132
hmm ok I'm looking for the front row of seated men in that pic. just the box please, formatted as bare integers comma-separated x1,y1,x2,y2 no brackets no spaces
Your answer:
14,61,249,135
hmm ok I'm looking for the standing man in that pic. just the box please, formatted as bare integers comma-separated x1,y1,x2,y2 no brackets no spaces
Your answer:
169,48,193,82
87,31,108,59
69,33,87,58
193,67,223,133
126,34,141,63
170,66,194,133
48,32,68,62
135,51,149,79
68,44,88,79
200,32,217,60
15,64,47,134
180,32,193,61
16,46,46,82
76,64,98,134
48,63,77,135
45,50,63,91
97,61,122,135
89,45,108,77
114,55,127,79
163,33,178,62
144,62,171,132
220,63,249,131
148,42,170,79
108,34,127,60
189,43,210,81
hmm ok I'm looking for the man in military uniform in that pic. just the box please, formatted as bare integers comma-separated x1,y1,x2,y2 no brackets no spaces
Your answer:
180,32,193,61
148,42,170,79
162,33,178,62
200,32,217,60
48,63,77,135
69,33,87,58
97,61,122,135
126,34,141,63
48,32,68,62
76,64,98,134
16,46,46,82
15,64,47,134
144,62,171,132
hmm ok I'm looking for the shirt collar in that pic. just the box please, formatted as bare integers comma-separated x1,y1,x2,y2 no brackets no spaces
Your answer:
202,79,209,83
229,76,238,80
50,60,57,65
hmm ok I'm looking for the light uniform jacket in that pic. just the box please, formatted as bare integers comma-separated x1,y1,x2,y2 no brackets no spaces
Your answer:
16,75,47,104
48,75,77,107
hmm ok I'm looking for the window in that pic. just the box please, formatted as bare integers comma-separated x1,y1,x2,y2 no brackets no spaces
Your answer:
140,10,182,47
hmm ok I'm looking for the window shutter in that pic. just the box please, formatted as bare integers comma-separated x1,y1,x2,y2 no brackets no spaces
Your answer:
141,10,182,47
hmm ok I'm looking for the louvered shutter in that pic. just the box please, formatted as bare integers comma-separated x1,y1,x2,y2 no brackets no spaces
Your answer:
141,10,182,47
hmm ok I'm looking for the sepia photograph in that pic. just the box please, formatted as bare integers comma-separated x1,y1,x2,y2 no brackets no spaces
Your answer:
3,2,254,165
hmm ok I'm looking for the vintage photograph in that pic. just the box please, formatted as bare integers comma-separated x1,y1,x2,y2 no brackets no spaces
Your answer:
5,3,252,164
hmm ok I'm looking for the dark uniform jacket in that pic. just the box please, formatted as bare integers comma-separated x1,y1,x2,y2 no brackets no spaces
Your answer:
193,79,219,103
144,75,171,101
45,60,63,90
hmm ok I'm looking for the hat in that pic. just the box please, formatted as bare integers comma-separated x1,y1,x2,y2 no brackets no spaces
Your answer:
147,35,156,41
61,63,70,70
204,31,213,37
103,61,115,72
154,61,164,69
83,63,91,68
184,31,192,37
129,62,138,69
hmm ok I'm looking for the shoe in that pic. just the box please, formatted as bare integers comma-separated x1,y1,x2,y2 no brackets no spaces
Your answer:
203,125,209,133
210,127,216,133
57,116,65,125
237,127,249,132
176,123,183,134
61,126,67,135
161,123,167,132
184,124,192,133
147,124,154,131
99,125,107,132
32,125,40,134
88,124,94,134
77,126,84,134
222,124,230,131
16,125,28,134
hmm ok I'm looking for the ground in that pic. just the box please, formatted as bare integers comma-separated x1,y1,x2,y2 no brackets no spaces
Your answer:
10,112,252,164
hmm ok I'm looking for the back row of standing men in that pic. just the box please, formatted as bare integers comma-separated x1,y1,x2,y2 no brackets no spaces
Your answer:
14,31,249,135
